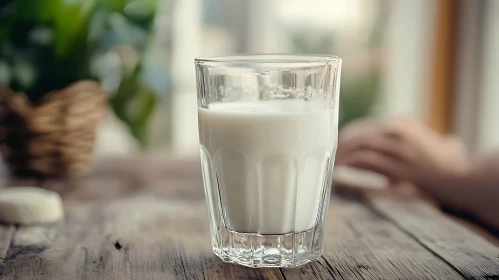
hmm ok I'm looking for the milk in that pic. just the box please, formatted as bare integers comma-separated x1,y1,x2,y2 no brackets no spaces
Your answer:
198,100,336,234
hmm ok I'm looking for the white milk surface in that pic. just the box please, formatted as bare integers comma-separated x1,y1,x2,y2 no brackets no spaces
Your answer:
198,100,336,234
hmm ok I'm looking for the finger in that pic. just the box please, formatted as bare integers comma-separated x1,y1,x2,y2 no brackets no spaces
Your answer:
385,118,439,146
340,150,408,181
445,135,467,155
384,118,443,161
338,128,382,161
338,119,384,146
337,133,415,164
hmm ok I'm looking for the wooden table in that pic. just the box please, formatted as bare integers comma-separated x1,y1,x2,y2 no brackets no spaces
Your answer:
0,158,498,279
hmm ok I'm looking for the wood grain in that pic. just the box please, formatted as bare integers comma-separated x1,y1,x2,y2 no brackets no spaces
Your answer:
368,195,499,280
1,161,284,280
0,225,14,255
0,224,15,275
1,159,497,279
282,196,463,280
0,177,38,276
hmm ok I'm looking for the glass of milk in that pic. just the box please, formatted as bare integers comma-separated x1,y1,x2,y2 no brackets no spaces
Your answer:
195,54,341,268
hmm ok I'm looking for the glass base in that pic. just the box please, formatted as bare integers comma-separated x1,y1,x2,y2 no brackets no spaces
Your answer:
212,226,323,268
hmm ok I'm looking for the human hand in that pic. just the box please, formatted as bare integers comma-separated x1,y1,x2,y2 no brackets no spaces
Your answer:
336,118,468,188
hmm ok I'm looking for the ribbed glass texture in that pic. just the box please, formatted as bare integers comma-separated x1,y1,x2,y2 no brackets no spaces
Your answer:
196,54,342,267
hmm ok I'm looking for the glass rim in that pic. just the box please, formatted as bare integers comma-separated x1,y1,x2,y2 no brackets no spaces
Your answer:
195,54,341,66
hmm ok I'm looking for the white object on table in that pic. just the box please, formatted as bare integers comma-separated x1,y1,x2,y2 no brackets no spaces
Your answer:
0,187,64,224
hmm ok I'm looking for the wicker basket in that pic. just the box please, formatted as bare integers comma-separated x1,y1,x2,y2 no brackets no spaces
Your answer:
0,81,107,177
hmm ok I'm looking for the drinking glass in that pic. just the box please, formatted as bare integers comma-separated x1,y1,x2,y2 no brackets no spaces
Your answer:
195,54,342,268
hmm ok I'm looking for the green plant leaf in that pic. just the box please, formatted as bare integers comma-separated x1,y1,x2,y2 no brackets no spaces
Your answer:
130,87,156,145
36,0,61,22
110,64,156,147
339,71,380,129
108,12,149,49
1,0,160,144
93,0,128,12
53,0,96,57
124,0,157,17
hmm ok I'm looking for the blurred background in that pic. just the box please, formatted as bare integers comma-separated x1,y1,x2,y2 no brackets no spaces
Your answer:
1,0,499,161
